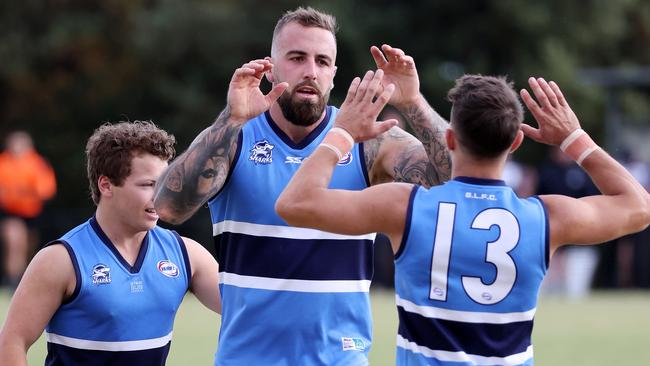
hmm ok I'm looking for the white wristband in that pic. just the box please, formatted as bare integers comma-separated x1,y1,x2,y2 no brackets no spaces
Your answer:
330,127,354,147
560,129,586,152
576,146,600,166
320,143,343,161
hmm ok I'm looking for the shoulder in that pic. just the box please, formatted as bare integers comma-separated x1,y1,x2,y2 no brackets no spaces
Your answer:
25,242,76,294
179,236,216,265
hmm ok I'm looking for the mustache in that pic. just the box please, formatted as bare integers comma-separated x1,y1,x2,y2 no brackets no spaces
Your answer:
291,80,322,97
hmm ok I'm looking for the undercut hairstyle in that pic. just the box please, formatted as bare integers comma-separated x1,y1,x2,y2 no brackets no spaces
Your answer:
447,75,523,159
271,6,338,53
85,121,176,205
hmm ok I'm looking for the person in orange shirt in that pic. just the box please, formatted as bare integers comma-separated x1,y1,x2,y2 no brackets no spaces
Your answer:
0,131,56,288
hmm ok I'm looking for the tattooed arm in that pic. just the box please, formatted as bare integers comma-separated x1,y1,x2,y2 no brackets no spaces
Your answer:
154,108,241,224
154,59,288,224
367,44,451,187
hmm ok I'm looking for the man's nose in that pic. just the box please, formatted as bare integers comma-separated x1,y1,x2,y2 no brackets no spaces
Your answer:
302,59,318,80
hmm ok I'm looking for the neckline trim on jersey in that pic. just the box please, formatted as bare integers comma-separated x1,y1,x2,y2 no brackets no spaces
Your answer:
264,106,332,150
454,176,507,186
89,216,150,274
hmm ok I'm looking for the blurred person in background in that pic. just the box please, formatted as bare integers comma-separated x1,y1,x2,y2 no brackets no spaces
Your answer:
536,145,600,298
276,74,650,365
154,6,451,365
0,121,220,366
0,131,57,289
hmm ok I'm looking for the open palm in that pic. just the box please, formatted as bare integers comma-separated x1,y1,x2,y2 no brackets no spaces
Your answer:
227,59,288,123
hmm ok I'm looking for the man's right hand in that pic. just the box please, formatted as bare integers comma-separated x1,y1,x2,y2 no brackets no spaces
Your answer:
333,69,398,142
227,59,289,124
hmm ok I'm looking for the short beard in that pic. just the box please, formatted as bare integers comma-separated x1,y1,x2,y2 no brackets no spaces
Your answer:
277,87,329,127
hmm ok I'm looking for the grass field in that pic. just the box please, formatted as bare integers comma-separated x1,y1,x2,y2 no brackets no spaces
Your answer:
2,288,650,365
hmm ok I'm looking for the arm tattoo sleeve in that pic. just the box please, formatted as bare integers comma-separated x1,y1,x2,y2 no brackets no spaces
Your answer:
396,98,451,186
154,107,242,224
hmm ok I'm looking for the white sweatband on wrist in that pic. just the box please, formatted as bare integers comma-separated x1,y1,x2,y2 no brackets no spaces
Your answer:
319,128,354,162
559,128,600,166
329,127,354,147
320,143,343,161
560,129,586,152
576,146,600,166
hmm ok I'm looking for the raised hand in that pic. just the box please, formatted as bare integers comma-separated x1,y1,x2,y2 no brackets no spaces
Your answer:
334,69,398,142
370,44,420,107
520,77,581,146
227,59,288,124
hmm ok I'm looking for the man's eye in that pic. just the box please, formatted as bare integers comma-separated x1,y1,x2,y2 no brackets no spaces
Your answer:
200,169,217,179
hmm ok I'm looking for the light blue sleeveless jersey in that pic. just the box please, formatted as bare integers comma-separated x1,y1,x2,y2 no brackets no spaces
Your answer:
208,107,375,366
45,217,191,366
395,177,549,366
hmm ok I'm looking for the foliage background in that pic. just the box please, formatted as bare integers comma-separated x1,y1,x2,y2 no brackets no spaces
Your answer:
1,0,649,242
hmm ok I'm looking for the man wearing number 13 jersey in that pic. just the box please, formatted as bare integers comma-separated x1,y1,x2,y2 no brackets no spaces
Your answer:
277,74,650,365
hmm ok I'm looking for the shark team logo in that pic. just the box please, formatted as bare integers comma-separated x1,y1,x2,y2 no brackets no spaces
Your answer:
337,152,353,166
157,260,180,278
249,139,274,165
91,264,111,285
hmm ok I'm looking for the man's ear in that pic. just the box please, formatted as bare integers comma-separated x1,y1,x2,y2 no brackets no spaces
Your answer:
265,56,275,83
98,176,113,199
445,128,456,151
509,130,525,153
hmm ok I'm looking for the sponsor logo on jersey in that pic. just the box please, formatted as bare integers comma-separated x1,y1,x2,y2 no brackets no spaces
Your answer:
157,260,180,277
91,264,111,285
284,152,352,166
249,139,274,165
465,192,497,201
341,337,365,351
337,152,353,166
130,279,144,293
285,156,305,164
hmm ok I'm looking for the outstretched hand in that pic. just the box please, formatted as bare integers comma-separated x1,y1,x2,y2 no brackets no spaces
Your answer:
370,44,420,107
334,69,398,142
227,59,288,124
520,77,581,146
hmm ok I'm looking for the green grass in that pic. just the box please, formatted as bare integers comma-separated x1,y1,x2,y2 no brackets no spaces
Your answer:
2,289,650,365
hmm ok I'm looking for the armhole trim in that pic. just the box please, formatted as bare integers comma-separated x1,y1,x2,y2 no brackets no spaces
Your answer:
395,185,419,260
46,240,82,304
172,230,192,290
358,142,371,187
531,195,551,271
209,130,243,202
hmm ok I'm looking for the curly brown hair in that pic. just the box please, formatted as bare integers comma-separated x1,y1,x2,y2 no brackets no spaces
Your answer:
85,121,175,205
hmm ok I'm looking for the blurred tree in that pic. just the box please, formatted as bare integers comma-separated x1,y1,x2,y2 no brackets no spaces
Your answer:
0,0,648,231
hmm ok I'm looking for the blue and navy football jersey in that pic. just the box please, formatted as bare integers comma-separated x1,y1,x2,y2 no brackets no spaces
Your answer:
45,217,191,366
395,177,549,366
208,107,375,366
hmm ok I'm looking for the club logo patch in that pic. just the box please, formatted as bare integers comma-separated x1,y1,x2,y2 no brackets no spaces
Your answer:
337,152,353,166
91,264,111,285
342,337,365,351
157,260,179,278
249,139,274,165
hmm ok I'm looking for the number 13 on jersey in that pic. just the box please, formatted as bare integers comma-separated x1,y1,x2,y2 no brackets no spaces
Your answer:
430,202,519,305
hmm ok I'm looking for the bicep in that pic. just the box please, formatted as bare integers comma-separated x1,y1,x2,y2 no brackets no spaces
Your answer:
182,237,221,314
296,183,412,238
0,246,73,349
368,127,442,187
545,194,642,253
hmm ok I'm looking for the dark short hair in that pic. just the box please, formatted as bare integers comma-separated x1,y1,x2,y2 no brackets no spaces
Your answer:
447,75,523,159
85,121,175,205
272,6,338,43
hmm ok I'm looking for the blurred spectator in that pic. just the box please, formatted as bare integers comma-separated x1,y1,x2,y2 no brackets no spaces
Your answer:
503,156,537,197
536,146,599,299
0,131,56,289
599,149,650,288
